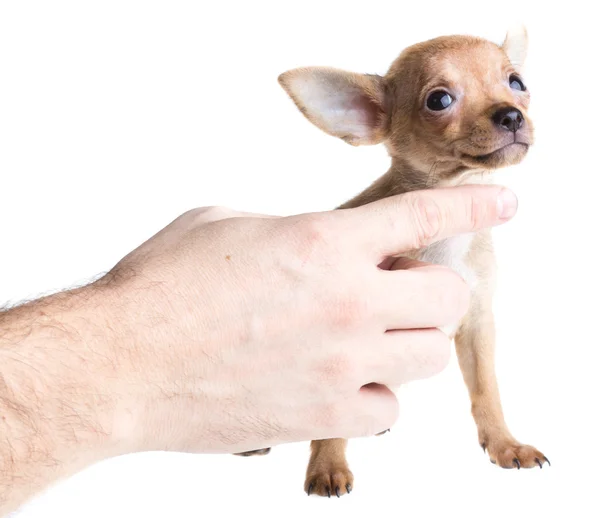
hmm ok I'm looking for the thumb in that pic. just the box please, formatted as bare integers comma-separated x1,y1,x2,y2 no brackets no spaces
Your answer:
344,185,518,259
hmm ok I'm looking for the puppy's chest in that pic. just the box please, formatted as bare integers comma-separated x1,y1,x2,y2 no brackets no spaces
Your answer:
414,233,478,290
411,233,477,338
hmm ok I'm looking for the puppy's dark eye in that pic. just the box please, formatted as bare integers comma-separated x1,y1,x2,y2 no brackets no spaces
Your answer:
426,91,454,111
509,74,526,91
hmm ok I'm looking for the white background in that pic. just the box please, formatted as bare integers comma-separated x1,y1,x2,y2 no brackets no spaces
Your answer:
1,1,598,517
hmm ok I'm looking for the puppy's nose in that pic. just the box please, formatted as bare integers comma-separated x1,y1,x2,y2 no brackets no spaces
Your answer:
492,107,524,133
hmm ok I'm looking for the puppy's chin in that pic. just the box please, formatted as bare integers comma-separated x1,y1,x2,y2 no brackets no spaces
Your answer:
461,142,529,170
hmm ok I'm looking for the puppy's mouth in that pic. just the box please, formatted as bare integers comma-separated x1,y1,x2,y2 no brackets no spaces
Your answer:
464,142,529,166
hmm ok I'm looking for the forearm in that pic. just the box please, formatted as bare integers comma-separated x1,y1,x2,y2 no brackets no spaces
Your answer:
0,286,123,516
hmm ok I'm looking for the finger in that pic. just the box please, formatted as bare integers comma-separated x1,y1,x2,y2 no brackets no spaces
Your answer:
371,264,470,329
343,185,518,259
341,384,400,438
363,328,451,387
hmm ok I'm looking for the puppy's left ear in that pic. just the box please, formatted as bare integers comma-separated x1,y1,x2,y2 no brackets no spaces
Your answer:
502,25,528,68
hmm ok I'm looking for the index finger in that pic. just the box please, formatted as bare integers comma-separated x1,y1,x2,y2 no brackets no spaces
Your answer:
342,185,518,259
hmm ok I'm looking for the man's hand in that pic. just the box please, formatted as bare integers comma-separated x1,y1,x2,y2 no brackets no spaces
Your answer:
0,185,517,515
101,185,517,454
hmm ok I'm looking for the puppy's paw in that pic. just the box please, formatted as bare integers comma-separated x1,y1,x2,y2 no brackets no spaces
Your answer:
481,438,549,469
305,466,354,497
234,448,271,457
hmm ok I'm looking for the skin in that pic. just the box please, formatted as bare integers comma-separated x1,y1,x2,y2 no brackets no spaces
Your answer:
0,184,515,515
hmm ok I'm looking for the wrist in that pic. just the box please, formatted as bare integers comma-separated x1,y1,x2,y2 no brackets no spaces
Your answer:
91,261,228,454
0,284,130,485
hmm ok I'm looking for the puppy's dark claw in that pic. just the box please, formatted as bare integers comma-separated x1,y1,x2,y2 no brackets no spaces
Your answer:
513,458,521,470
346,483,352,494
335,486,341,498
307,483,313,496
544,456,551,467
481,443,487,453
326,486,331,498
535,458,543,469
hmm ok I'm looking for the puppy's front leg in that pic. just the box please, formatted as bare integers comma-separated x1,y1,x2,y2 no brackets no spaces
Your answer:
455,290,549,469
304,439,353,497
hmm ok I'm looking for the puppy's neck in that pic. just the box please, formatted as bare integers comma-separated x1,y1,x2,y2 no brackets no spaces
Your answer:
390,156,493,190
339,157,493,210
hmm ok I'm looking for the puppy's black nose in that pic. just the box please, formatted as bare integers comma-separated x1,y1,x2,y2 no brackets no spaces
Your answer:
492,107,524,133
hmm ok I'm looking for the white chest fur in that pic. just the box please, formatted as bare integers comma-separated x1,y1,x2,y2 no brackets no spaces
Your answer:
416,233,477,288
415,233,477,337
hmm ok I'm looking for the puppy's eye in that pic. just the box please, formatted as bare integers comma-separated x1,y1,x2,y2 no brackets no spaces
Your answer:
509,74,526,91
426,91,454,111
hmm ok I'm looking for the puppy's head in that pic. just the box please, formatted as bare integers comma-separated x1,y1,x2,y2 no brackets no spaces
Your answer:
278,27,533,182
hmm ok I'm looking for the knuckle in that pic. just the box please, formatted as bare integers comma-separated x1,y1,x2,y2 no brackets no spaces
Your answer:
174,208,203,225
468,195,489,230
205,205,235,219
316,352,358,386
188,205,236,224
326,292,370,331
405,193,442,248
297,216,332,248
284,215,336,265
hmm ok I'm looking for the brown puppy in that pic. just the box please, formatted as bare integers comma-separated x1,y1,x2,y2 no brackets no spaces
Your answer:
240,26,548,496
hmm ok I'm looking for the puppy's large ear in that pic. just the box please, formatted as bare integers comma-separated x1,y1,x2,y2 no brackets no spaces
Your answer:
502,25,528,68
278,67,388,146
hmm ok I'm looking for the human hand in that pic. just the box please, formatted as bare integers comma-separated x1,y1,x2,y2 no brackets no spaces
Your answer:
94,185,518,455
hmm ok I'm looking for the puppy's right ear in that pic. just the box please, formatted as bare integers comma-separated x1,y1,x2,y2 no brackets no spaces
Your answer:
278,67,388,146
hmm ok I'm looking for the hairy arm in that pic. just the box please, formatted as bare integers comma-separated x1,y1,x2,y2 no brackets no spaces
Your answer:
0,286,125,516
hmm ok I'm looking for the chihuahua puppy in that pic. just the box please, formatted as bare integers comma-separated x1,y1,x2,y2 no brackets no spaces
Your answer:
238,26,548,497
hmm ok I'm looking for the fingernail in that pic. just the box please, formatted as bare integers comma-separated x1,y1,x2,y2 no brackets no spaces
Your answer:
497,189,518,220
